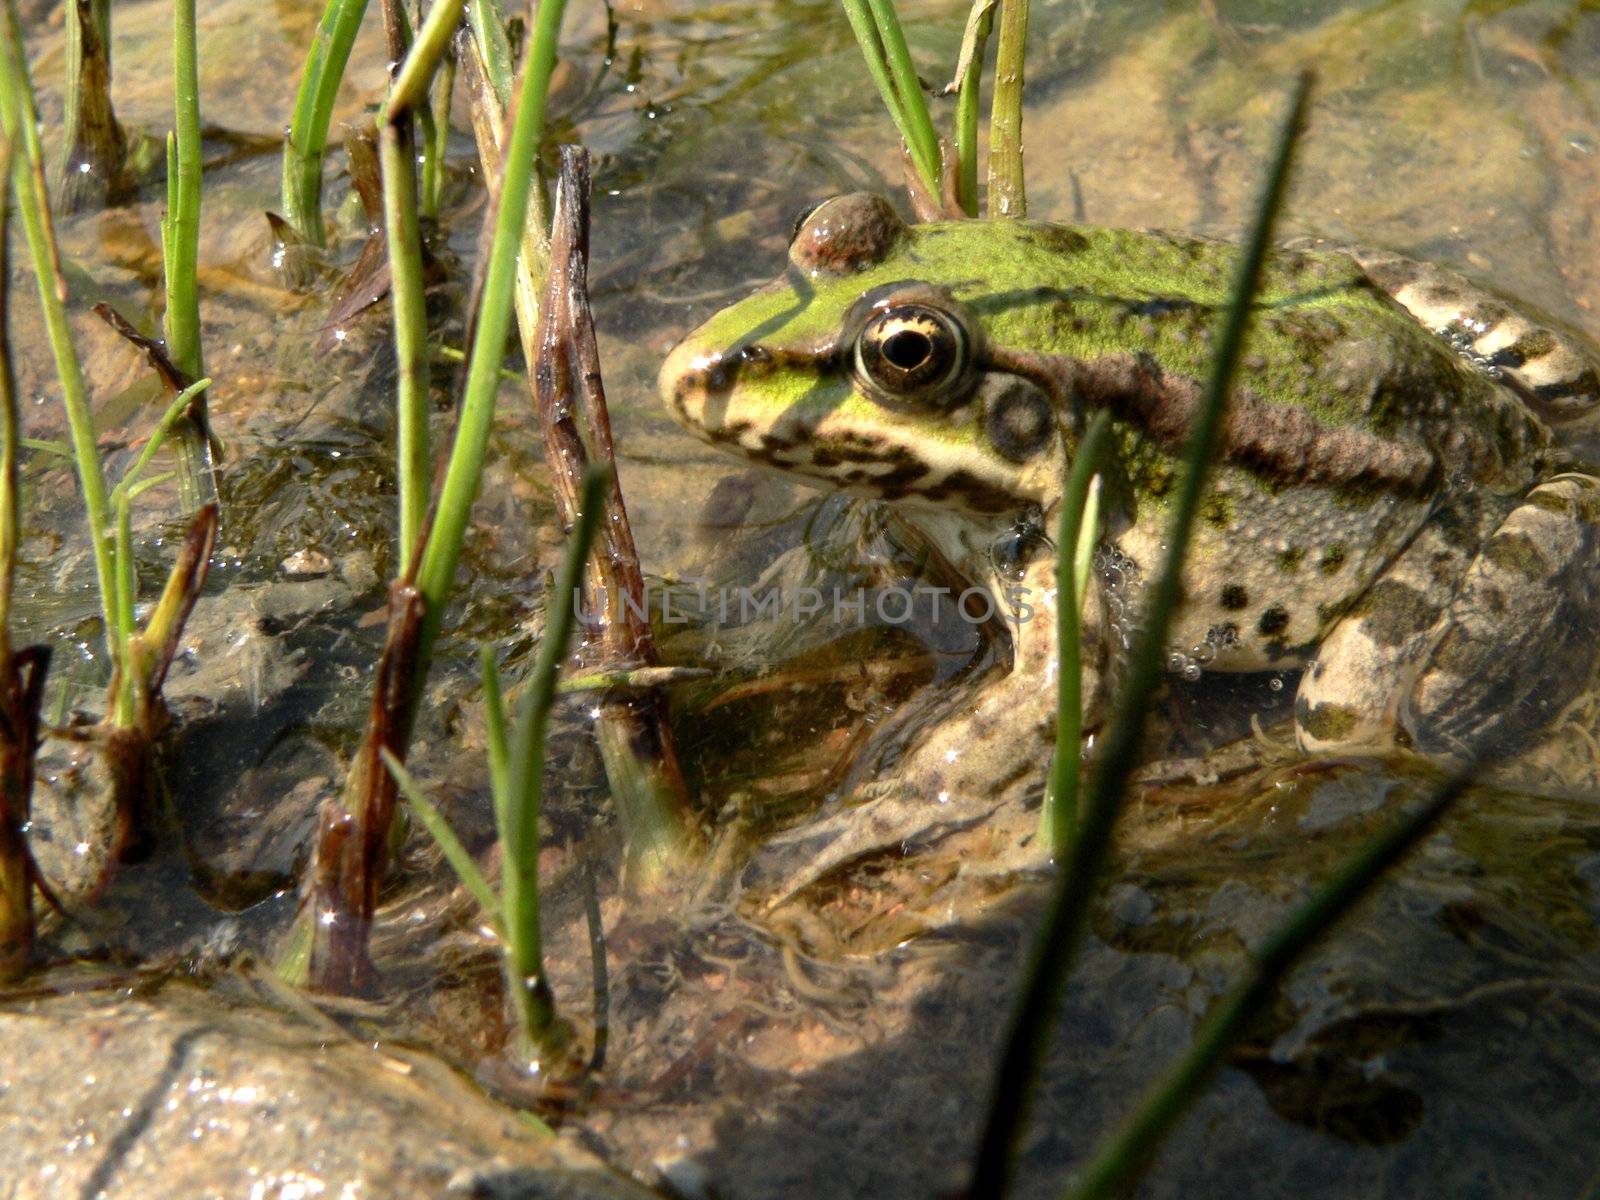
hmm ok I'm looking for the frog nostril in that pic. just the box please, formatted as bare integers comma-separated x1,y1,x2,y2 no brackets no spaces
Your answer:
882,329,932,370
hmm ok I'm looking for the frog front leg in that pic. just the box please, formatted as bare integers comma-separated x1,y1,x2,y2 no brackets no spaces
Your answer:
1297,476,1600,758
747,556,1109,904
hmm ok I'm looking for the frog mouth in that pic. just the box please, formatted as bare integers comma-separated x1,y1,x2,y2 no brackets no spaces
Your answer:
661,338,1030,514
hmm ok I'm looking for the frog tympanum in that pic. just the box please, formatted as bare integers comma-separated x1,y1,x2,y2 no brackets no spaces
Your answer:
660,193,1600,885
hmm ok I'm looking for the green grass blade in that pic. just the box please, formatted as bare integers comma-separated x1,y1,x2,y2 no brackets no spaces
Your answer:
1063,772,1469,1200
160,0,211,510
1040,409,1112,852
381,746,504,927
0,1,119,670
421,54,454,219
967,72,1313,1200
865,0,940,189
111,495,135,722
19,438,71,460
465,0,516,109
414,0,570,673
108,377,211,507
500,464,608,1048
163,0,202,380
281,0,371,247
381,0,465,565
124,471,177,504
480,644,510,826
952,0,996,217
386,0,467,119
380,114,429,562
422,54,454,220
839,0,941,199
0,133,13,637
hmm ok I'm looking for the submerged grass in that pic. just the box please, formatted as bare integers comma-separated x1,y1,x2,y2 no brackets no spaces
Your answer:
389,465,609,1065
281,0,370,248
160,0,214,509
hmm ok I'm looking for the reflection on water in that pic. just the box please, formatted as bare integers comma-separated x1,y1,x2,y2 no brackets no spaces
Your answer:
4,1,1600,1198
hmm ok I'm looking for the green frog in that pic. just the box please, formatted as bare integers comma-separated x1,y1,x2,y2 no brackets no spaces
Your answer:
660,193,1600,891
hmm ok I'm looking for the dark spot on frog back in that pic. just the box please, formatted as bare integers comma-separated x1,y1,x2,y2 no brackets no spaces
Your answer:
1026,224,1090,257
1257,604,1289,636
789,193,908,275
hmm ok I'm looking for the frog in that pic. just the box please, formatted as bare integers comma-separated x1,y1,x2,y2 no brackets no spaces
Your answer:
659,192,1600,895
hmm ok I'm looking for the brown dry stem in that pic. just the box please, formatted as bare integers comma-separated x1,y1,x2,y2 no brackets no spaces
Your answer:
533,146,700,888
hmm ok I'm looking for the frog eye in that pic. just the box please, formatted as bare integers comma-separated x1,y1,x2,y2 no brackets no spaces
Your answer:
853,304,972,406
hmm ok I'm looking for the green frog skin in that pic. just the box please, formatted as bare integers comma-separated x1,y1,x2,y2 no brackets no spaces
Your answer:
659,193,1600,888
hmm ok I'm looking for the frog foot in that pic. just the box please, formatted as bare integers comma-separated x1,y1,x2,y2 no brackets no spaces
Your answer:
1297,474,1600,760
745,658,1062,905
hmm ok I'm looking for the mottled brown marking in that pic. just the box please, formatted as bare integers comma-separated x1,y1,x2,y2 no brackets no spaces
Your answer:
986,349,1439,492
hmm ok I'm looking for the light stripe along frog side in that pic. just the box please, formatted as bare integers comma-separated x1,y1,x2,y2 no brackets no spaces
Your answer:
660,193,1600,885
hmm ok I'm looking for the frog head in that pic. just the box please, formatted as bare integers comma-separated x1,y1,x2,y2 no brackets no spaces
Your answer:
659,193,1079,526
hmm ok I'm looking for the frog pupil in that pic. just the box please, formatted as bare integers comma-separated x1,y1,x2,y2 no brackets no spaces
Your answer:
883,328,932,370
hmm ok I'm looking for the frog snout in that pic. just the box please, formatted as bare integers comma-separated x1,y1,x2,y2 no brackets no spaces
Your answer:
660,337,775,439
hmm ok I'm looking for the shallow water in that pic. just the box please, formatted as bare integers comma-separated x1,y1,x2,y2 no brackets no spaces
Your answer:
5,1,1600,1198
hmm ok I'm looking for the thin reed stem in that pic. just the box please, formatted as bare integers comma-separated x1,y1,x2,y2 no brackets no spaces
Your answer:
380,117,430,561
839,0,941,198
388,0,467,116
164,0,202,380
501,464,607,1057
986,0,1027,218
162,0,211,509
